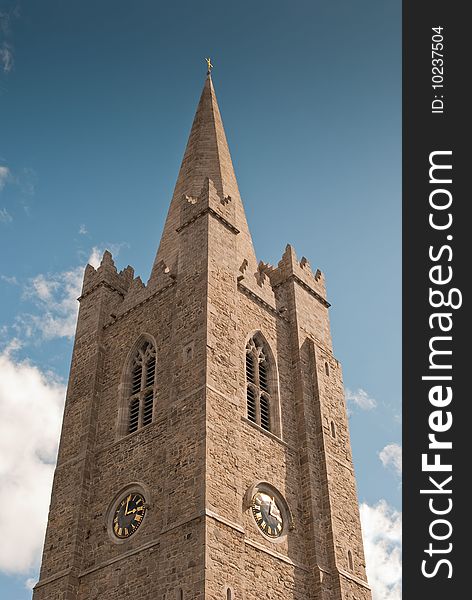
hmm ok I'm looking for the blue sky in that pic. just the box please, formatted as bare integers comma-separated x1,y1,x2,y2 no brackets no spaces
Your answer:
0,1,401,598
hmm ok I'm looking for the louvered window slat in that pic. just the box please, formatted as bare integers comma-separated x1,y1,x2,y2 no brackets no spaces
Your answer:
260,394,270,431
247,386,257,423
145,359,155,388
142,392,153,426
131,364,142,394
259,360,268,392
128,397,140,433
246,353,256,384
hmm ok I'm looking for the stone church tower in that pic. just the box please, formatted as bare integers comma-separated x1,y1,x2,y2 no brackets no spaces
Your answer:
33,73,371,600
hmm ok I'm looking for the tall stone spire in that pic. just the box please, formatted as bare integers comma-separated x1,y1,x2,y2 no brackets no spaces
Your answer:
151,73,257,275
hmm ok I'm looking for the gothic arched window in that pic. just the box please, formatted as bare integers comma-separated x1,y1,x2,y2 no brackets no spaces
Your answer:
245,334,279,434
127,340,156,434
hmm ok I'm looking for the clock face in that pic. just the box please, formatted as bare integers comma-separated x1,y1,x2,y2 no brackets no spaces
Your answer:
251,491,284,538
113,493,146,539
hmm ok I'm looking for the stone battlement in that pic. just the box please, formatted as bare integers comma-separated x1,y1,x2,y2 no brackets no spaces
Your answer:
270,244,329,306
80,250,134,300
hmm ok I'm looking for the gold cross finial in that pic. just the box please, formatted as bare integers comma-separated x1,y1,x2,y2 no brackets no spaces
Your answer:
205,57,213,75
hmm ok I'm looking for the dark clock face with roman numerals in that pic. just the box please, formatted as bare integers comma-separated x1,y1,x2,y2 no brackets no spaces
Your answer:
251,491,284,538
113,493,146,538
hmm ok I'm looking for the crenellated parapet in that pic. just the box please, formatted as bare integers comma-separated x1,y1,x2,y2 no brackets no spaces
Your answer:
80,250,134,302
235,245,329,317
79,249,179,330
104,259,176,328
236,255,280,313
270,244,330,308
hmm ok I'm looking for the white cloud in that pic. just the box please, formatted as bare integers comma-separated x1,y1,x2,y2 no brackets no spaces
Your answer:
78,224,88,235
20,266,84,340
0,41,13,73
14,246,127,341
88,246,102,268
0,165,10,190
360,500,402,600
346,387,377,412
0,208,12,223
25,577,38,591
1,336,22,356
0,349,66,575
379,443,402,476
87,243,129,268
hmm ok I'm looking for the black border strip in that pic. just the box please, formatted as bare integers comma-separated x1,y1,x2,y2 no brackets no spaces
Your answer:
403,3,467,597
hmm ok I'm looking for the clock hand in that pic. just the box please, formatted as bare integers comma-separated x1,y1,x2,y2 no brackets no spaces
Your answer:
124,495,131,515
269,499,282,522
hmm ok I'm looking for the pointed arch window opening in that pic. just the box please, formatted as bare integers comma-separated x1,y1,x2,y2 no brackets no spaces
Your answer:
245,335,279,434
127,341,156,434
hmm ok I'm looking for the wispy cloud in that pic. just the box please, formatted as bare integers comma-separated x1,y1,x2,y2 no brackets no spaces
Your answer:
0,165,10,190
379,443,402,476
0,5,20,36
0,274,18,285
360,500,402,600
346,387,377,412
78,224,88,235
0,347,65,575
0,166,36,222
19,267,83,340
19,166,37,197
14,245,127,341
0,207,12,223
0,4,19,74
0,41,13,72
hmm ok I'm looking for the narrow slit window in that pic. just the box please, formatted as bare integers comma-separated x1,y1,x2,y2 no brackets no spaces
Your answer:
330,420,336,438
348,549,354,571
